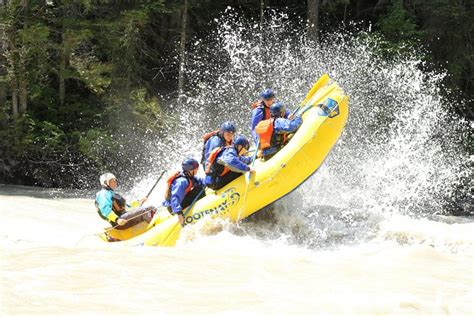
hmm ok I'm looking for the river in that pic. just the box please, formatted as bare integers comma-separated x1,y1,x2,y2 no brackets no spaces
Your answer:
1,185,472,315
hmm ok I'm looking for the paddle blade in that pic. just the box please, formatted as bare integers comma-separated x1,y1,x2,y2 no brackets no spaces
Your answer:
302,73,330,105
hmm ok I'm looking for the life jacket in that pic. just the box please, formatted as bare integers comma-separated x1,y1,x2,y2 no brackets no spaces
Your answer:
255,118,275,150
255,118,288,150
251,100,271,121
111,193,126,214
205,147,230,177
95,189,126,223
164,171,193,201
200,129,224,165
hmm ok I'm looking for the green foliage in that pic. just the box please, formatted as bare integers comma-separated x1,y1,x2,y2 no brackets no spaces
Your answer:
376,0,424,54
4,114,67,159
70,55,114,94
78,128,117,168
130,88,165,132
0,0,471,188
18,23,50,47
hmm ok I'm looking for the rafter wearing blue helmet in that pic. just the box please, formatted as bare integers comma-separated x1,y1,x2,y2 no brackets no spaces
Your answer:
204,135,255,190
200,121,236,169
250,88,290,145
255,101,302,160
163,158,206,225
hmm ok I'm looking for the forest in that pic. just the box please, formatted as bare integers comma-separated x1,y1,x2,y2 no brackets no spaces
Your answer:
0,0,472,195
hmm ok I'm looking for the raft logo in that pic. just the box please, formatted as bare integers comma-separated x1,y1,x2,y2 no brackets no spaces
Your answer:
184,188,240,225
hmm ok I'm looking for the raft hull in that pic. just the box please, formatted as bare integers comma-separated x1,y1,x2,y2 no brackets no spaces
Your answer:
121,75,349,247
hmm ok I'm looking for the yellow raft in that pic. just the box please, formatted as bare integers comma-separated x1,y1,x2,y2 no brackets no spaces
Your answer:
100,74,349,246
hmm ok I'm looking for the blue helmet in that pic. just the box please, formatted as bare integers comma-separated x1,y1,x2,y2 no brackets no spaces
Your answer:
182,158,199,172
220,121,236,133
270,102,284,117
259,88,275,100
233,135,250,150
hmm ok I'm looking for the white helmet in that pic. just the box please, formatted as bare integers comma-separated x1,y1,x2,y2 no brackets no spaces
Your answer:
100,173,116,187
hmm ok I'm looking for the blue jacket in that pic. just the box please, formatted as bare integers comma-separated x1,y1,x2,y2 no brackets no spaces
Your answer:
205,147,251,185
163,175,205,214
95,188,129,223
251,102,291,144
203,134,225,164
262,116,303,157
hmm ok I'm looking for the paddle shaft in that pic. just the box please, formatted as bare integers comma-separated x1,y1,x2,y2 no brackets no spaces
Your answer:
140,170,166,206
246,138,260,180
159,186,205,245
292,73,330,117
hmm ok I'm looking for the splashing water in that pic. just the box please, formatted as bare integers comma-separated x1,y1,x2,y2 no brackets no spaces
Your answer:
125,9,471,250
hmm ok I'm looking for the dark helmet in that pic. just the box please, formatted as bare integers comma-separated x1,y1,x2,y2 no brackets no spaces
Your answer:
270,102,284,117
220,121,236,133
233,135,250,150
182,158,199,172
259,88,275,100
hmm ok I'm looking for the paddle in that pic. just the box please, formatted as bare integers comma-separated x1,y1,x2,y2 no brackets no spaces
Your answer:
233,139,260,220
158,187,205,246
246,138,259,182
292,73,330,117
140,170,166,206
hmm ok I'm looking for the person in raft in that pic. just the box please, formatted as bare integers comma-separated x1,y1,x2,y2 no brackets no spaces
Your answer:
201,121,236,170
162,158,206,226
204,135,255,190
95,173,157,229
254,101,302,160
250,88,291,145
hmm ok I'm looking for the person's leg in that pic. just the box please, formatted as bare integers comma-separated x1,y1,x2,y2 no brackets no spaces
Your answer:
181,185,206,209
213,171,243,190
117,206,156,229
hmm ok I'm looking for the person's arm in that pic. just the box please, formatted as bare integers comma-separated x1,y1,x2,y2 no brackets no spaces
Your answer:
250,108,264,131
239,155,252,165
194,175,206,187
205,136,222,162
218,149,250,173
251,130,259,146
169,178,188,214
275,116,302,134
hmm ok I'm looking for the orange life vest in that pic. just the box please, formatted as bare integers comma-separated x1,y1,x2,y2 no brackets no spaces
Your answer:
255,118,274,150
255,118,289,150
251,101,271,120
200,129,231,166
205,147,230,177
164,171,193,200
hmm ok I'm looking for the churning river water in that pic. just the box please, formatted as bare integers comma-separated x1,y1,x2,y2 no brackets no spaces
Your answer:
0,185,473,315
1,9,473,316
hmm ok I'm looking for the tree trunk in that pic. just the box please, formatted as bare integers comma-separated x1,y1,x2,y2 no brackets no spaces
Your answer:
59,35,66,106
0,17,6,108
18,70,27,114
11,78,18,118
307,0,319,42
178,0,188,102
